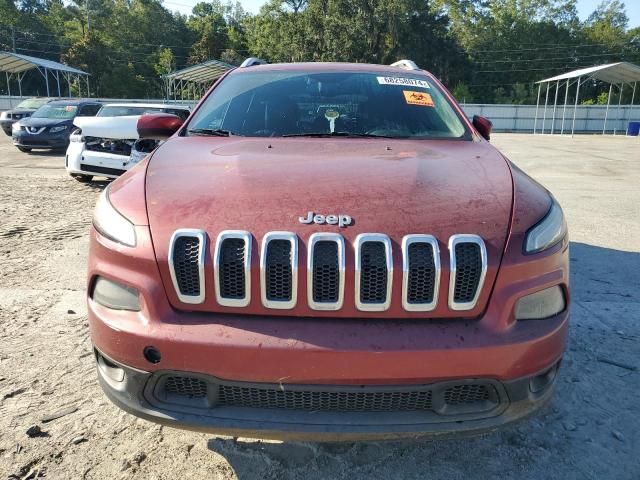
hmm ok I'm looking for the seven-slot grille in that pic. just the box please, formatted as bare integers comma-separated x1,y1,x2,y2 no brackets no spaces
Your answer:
168,230,487,312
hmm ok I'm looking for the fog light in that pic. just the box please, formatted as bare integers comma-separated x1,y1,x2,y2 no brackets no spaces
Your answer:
515,286,565,320
530,363,559,393
92,277,140,311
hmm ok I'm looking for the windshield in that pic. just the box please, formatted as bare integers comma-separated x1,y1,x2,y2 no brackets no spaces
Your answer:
98,106,190,119
188,70,468,139
32,104,78,119
16,98,49,110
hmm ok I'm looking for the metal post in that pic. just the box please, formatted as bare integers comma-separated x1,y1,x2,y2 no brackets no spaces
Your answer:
534,83,541,134
6,72,12,108
603,83,613,135
561,79,569,135
86,76,90,98
614,84,623,136
628,82,637,136
571,77,581,137
44,68,50,97
542,82,550,134
55,71,61,97
551,80,560,134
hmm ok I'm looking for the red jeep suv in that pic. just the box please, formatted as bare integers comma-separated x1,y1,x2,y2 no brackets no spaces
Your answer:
88,59,569,440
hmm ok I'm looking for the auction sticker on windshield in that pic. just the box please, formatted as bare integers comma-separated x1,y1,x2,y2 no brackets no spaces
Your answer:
377,76,430,88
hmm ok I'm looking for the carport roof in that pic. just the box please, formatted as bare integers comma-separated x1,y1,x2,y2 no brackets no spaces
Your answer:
0,51,88,75
162,59,234,84
536,62,640,85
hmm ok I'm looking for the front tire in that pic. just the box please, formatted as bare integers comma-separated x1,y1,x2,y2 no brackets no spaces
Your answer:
17,146,32,153
71,174,93,183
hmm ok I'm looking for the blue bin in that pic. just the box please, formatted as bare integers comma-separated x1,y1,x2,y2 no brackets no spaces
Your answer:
628,121,640,136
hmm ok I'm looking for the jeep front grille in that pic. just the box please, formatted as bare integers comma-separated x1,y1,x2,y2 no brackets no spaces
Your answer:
448,235,487,311
214,231,251,307
260,232,298,309
307,233,345,310
355,234,393,311
167,230,488,312
168,229,206,304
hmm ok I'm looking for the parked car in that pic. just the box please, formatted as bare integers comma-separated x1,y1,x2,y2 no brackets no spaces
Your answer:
12,99,102,152
89,60,569,441
0,97,51,136
66,103,191,182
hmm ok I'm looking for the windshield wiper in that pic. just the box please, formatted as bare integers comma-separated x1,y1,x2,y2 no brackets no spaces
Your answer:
187,128,236,137
282,131,396,138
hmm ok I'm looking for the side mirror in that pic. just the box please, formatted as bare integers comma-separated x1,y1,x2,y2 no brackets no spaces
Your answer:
472,115,492,141
137,113,183,140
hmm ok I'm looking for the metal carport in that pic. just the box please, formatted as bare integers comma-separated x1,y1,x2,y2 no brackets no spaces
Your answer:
0,51,90,101
534,62,640,136
162,59,234,101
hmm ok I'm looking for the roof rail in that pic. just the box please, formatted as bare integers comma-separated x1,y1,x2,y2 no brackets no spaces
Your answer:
390,59,420,71
240,57,268,68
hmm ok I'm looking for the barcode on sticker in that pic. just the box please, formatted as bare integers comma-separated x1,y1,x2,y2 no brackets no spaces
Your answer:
377,76,430,88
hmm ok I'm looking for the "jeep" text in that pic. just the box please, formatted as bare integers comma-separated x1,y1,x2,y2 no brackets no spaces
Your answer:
299,211,353,228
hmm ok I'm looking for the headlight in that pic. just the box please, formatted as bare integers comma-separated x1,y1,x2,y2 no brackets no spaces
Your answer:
93,187,136,246
0,112,7,119
50,125,67,133
515,286,565,320
524,199,567,254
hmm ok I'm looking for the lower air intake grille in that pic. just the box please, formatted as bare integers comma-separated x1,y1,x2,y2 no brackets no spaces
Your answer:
265,240,292,301
312,241,339,303
407,242,436,304
359,241,388,304
444,384,490,405
219,238,246,299
453,243,482,303
218,385,433,412
172,236,201,297
164,376,208,398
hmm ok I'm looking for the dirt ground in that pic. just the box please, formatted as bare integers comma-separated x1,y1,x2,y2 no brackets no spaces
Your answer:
0,132,638,479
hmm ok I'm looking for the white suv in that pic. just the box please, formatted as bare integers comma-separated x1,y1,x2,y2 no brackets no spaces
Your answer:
65,103,190,182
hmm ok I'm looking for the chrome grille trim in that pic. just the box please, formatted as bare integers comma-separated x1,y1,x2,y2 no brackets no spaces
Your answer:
260,231,298,309
168,229,207,304
354,233,393,312
448,234,487,311
402,235,440,312
214,230,252,307
307,233,345,311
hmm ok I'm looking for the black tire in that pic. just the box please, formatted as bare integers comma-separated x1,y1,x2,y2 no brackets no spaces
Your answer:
17,146,32,153
71,174,93,183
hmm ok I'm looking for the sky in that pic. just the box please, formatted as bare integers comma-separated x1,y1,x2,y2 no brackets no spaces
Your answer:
165,0,640,28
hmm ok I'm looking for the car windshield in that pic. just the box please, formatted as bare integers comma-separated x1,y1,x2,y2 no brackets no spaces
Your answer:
188,70,468,139
32,104,78,119
98,106,189,119
15,98,49,110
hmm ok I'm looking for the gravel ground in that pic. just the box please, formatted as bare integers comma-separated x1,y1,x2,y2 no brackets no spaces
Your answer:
0,133,638,479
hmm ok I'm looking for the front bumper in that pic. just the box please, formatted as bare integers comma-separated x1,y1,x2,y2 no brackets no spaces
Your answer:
13,130,70,149
95,348,560,441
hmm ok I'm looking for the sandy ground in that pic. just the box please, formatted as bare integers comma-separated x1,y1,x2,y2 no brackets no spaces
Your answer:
0,132,638,479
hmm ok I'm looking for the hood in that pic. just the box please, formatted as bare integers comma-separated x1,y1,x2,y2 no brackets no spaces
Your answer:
146,137,513,318
5,108,37,115
74,115,140,139
20,117,71,128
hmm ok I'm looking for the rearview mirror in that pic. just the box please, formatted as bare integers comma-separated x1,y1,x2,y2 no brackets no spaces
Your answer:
137,113,183,140
472,115,492,141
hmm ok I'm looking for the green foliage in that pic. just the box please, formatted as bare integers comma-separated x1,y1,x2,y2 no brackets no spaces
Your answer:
0,0,638,101
597,91,609,104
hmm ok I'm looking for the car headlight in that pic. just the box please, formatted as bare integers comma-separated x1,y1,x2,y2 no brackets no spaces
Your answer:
50,125,67,133
0,112,7,119
524,199,567,254
93,187,136,247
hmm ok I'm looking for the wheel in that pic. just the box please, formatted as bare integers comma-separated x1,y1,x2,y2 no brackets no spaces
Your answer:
17,146,32,153
71,174,93,183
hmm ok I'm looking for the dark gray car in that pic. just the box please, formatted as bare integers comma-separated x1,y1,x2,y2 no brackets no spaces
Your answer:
0,98,51,136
